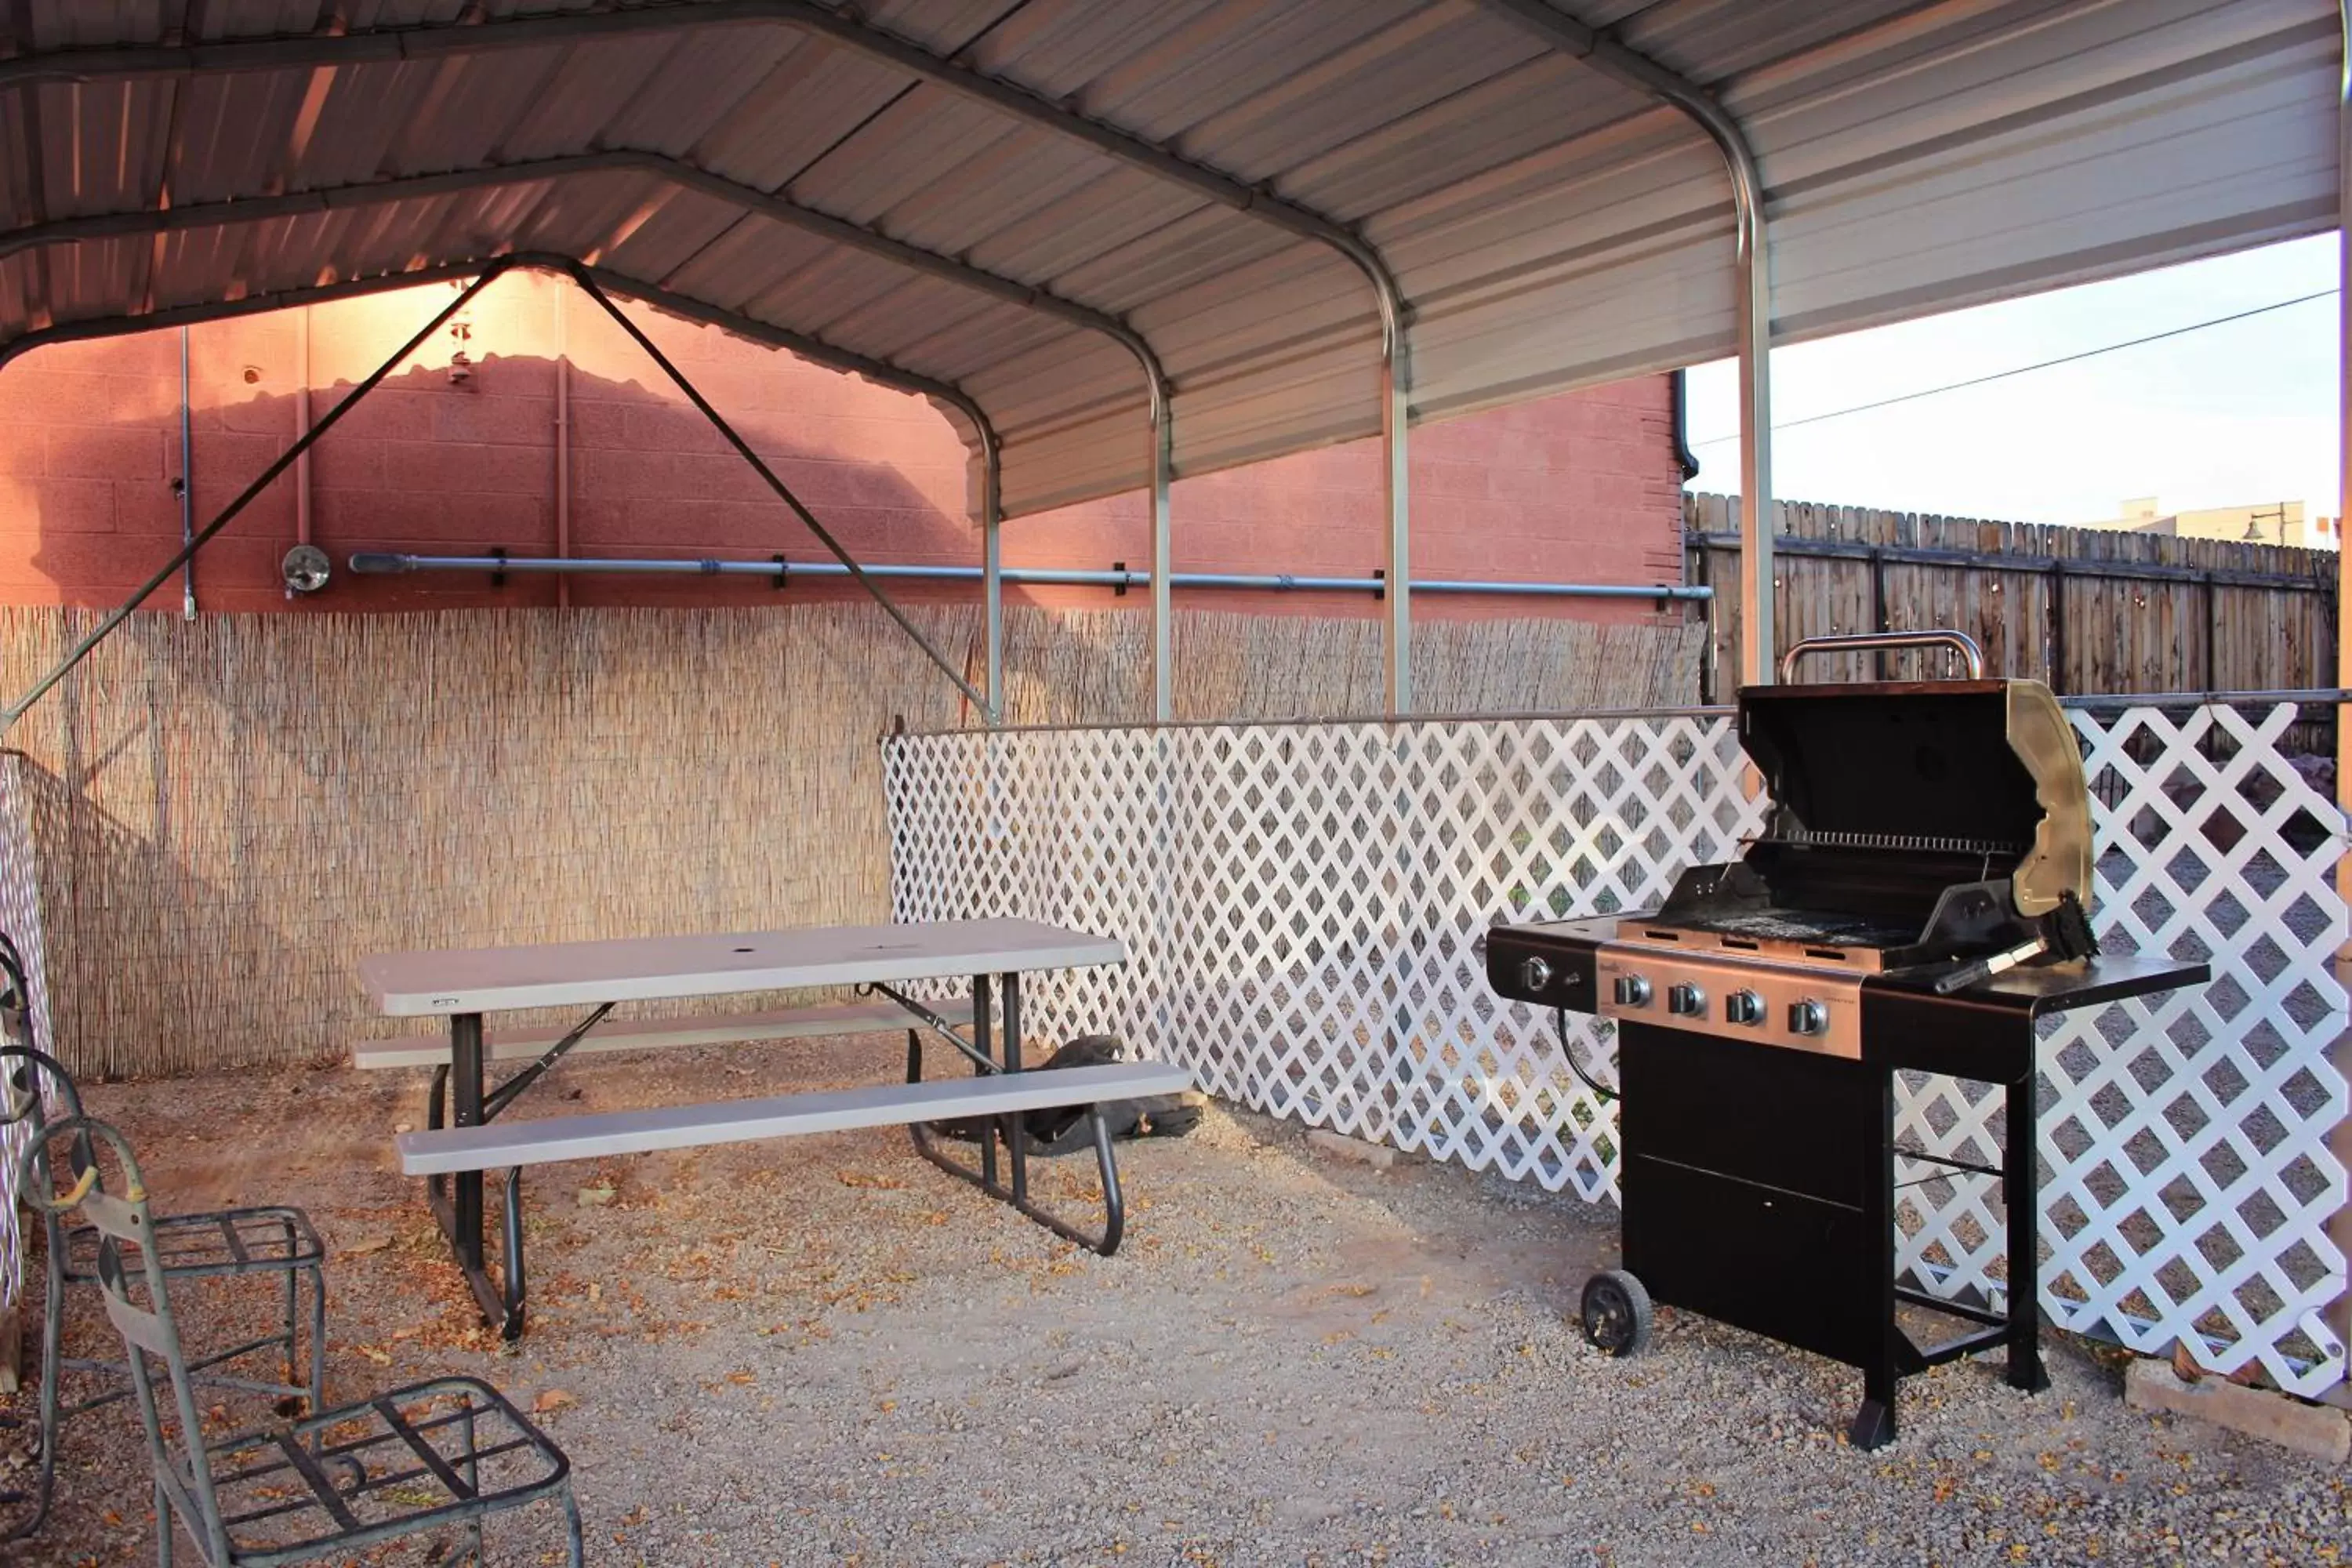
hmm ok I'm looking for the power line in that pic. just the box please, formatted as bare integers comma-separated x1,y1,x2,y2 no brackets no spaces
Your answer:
1687,288,2338,446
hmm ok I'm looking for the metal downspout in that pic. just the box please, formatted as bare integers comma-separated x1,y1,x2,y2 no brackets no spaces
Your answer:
178,326,195,618
555,286,572,610
293,305,313,555
1,263,517,733
1475,0,1773,685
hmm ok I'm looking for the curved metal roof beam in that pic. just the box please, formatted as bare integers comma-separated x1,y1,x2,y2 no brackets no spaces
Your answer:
0,147,1167,427
0,0,1404,358
0,247,1000,464
1472,0,1775,683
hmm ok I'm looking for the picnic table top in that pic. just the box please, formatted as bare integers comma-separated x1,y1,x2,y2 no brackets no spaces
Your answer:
359,917,1125,1016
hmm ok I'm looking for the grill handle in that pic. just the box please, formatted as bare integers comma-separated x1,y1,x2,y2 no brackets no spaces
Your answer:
1777,630,1986,683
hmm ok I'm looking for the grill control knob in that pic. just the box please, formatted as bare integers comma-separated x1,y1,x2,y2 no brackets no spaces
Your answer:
1788,999,1830,1036
1724,989,1766,1025
1612,975,1653,1007
1519,955,1554,993
1666,982,1707,1017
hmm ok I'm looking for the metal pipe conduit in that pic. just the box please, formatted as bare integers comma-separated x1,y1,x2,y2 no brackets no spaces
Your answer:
346,552,1709,601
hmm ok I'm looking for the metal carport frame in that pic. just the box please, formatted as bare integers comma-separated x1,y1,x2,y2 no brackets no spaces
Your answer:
0,0,1406,720
0,252,1018,730
1474,0,1777,684
0,1,2336,719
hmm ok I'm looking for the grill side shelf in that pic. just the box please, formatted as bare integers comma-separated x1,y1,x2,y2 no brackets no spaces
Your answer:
1860,955,2209,1077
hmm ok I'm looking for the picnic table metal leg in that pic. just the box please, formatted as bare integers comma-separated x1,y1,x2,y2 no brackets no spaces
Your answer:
1003,971,1027,1205
426,1012,517,1334
975,975,997,1191
902,971,1130,1256
452,1014,485,1273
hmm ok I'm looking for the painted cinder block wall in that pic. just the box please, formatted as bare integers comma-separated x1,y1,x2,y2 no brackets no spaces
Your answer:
0,272,1689,621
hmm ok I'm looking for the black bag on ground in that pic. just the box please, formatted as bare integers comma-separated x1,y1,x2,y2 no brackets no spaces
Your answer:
930,1035,1204,1156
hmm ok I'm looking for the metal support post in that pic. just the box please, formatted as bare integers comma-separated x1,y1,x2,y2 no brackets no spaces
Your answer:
982,436,1005,722
1151,405,1174,722
0,262,513,734
1382,333,1412,716
1736,196,1775,686
1472,0,1771,682
2328,0,2352,1381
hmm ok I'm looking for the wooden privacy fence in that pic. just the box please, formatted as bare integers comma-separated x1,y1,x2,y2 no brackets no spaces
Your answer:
1686,494,2339,701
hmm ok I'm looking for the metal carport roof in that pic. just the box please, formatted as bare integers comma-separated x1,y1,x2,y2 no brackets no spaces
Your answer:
0,0,2339,717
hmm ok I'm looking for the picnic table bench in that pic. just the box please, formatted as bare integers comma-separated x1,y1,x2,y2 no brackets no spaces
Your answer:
357,918,1182,1339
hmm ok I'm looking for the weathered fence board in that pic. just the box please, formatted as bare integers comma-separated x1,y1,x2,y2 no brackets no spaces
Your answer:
1687,494,2338,700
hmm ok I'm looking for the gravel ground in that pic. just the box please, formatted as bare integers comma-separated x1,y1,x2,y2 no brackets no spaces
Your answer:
5,1036,2348,1567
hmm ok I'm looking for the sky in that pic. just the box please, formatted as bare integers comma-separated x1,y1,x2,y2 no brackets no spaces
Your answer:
1680,234,2339,527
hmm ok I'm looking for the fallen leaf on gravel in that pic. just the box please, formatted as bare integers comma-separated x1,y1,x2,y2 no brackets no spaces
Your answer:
836,1170,905,1189
356,1345,392,1365
532,1388,578,1414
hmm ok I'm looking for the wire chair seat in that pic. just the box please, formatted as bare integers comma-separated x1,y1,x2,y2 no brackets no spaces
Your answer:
0,1031,328,1544
60,1207,325,1285
192,1375,573,1566
21,1116,582,1566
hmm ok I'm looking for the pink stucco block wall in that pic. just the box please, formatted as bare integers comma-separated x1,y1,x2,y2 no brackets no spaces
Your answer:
0,272,1689,620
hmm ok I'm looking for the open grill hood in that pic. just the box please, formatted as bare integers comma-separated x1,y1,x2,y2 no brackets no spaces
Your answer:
1737,677,2093,923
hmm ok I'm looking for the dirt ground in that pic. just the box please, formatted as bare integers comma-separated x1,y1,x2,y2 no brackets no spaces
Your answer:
4,1035,2347,1567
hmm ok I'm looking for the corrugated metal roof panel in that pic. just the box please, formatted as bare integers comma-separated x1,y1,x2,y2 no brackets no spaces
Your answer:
0,0,2336,522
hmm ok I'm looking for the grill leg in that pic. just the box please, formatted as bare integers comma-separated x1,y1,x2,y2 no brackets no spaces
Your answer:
2005,1072,2049,1393
1852,1066,1897,1452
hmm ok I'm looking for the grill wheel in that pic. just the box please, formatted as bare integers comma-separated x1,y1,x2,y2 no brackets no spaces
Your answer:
1581,1269,1653,1357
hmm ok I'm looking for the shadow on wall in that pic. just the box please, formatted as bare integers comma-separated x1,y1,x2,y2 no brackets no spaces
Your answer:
0,350,989,619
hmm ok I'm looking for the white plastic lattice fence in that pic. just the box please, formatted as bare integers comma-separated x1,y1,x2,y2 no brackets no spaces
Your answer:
884,705,2350,1396
0,751,55,1309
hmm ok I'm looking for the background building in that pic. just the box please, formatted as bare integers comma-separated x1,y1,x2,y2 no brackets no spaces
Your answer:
2085,495,2339,550
0,271,1689,622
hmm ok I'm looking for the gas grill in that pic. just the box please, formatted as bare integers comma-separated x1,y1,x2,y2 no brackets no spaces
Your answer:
1485,631,2205,1448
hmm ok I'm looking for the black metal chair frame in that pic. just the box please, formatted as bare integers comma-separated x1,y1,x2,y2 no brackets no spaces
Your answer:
0,1018,325,1541
21,1115,580,1566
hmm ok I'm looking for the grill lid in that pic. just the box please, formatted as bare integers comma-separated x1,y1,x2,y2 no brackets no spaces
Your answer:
1739,641,2091,920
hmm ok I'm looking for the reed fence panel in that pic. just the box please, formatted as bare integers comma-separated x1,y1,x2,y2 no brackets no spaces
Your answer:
0,602,1698,1078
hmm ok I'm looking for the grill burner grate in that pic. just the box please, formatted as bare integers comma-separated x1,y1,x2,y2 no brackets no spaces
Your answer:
1643,909,1923,950
1755,829,2027,857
